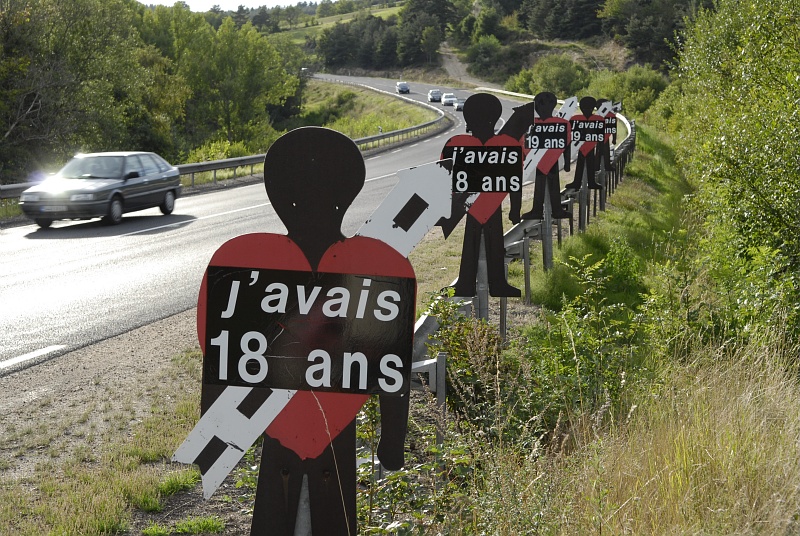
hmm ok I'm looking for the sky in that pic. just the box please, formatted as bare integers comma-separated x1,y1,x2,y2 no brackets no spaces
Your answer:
148,0,292,11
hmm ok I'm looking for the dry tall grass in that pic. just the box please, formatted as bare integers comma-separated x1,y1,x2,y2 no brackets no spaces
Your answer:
465,326,800,534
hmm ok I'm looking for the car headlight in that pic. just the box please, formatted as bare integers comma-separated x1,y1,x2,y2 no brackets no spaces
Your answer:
70,193,95,201
20,193,39,202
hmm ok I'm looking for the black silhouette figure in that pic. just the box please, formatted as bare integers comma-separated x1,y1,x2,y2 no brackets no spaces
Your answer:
564,96,603,191
440,93,526,298
247,127,411,536
521,91,572,220
596,98,617,172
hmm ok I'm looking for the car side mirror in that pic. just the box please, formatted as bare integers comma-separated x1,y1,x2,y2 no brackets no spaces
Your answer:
124,171,140,180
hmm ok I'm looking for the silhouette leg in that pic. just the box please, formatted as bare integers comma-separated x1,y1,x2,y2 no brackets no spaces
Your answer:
251,435,304,536
522,171,547,220
484,210,520,297
308,420,358,536
565,154,585,190
453,215,481,297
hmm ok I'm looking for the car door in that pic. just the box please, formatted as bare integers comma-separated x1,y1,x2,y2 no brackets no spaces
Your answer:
138,154,164,207
121,155,150,210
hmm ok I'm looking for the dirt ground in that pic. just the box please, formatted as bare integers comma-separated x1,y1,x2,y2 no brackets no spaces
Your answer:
439,42,502,89
0,309,259,533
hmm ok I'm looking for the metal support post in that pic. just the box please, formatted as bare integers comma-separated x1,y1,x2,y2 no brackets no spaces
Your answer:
476,236,489,321
436,352,446,444
542,180,554,272
523,235,531,305
500,264,508,341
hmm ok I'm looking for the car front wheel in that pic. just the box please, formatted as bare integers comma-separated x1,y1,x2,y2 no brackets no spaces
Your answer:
102,196,123,225
35,218,53,229
159,190,175,215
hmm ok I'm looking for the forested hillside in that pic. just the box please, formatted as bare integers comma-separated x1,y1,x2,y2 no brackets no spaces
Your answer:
0,0,304,183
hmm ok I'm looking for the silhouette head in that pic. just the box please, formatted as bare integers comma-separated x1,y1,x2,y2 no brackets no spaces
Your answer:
534,92,558,119
463,93,503,143
264,127,365,266
579,96,597,117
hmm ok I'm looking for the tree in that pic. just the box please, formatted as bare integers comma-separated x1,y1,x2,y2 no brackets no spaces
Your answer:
474,6,503,40
505,68,537,95
599,0,714,69
530,53,590,96
400,0,455,33
283,6,301,28
206,19,298,143
316,0,335,17
233,5,250,28
253,7,279,33
420,25,444,63
317,22,357,66
375,26,399,67
465,34,502,73
0,0,171,178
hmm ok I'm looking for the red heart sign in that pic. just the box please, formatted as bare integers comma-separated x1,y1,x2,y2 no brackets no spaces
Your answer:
197,233,415,460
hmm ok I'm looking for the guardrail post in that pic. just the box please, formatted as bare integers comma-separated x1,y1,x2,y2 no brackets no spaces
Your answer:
500,264,508,340
410,352,447,444
598,168,607,212
523,235,532,304
435,352,446,444
476,236,489,321
542,183,554,273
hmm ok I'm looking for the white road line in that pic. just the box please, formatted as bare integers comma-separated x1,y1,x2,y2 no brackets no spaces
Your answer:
119,203,272,237
1,345,66,369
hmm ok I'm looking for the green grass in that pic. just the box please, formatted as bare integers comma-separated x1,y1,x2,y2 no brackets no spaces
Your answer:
280,5,403,45
282,78,438,136
0,351,204,535
0,198,22,220
143,516,224,535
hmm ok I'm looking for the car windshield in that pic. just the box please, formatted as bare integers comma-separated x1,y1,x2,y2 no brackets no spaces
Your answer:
59,156,124,179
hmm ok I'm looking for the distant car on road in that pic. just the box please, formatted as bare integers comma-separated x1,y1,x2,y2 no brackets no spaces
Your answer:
427,89,442,102
441,93,458,106
454,98,465,111
19,151,182,229
396,81,410,94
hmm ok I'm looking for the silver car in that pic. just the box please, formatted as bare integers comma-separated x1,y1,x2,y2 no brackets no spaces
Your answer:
427,89,442,102
441,93,458,106
19,151,182,228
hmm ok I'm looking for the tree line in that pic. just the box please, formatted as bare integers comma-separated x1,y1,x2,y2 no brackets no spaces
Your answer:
1,0,304,183
311,0,713,73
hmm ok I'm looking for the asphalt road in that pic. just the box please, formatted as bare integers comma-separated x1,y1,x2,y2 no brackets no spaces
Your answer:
0,75,529,375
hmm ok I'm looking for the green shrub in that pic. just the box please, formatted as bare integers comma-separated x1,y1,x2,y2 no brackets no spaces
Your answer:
186,139,251,164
